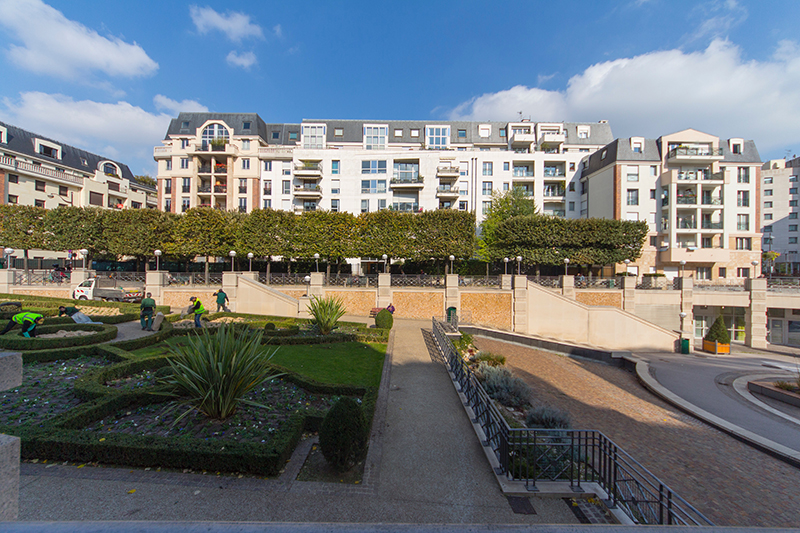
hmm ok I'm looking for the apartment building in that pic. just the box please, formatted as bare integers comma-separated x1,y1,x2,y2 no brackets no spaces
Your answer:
581,128,762,279
760,157,800,275
0,120,156,210
153,113,613,223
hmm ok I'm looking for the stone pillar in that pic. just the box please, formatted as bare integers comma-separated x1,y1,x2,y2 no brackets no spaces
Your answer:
0,350,22,520
222,272,240,312
0,269,14,294
513,275,528,334
145,271,168,306
500,274,513,291
308,272,325,299
621,275,636,313
679,276,693,318
376,273,391,308
746,278,768,349
239,271,259,282
561,275,575,300
445,274,460,317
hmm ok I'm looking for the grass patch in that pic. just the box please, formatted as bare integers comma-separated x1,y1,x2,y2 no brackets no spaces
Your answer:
269,342,386,388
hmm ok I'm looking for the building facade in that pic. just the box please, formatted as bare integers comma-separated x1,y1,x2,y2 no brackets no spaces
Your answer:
581,129,762,280
0,120,156,210
760,157,800,275
153,113,613,223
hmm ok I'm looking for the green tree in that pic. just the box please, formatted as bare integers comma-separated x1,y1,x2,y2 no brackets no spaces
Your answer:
0,205,47,271
478,188,539,262
356,210,416,260
169,207,242,277
133,175,156,188
413,209,476,264
236,208,296,275
42,206,108,256
293,210,358,275
104,209,176,269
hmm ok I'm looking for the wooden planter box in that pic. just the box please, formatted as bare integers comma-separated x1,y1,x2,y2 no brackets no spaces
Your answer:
703,339,730,354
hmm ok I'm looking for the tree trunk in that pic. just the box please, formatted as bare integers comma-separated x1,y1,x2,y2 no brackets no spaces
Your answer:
266,259,271,284
204,257,209,285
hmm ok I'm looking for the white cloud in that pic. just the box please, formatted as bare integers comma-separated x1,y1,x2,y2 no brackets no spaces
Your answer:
153,94,209,114
225,51,257,69
2,92,173,175
189,5,263,43
448,39,800,156
0,0,157,80
683,0,748,45
273,24,283,38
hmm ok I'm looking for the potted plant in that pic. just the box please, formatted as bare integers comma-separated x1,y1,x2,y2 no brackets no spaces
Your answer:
703,316,730,354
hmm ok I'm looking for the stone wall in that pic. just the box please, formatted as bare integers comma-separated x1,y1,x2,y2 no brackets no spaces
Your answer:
575,291,623,309
391,290,444,319
327,289,377,316
12,288,71,299
162,289,218,312
461,291,512,331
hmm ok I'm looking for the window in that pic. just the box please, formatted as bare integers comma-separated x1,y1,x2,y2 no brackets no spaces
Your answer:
282,162,291,176
8,174,18,183
793,201,800,207
482,181,492,195
38,144,58,158
89,192,103,206
569,183,576,192
737,267,750,278
331,160,340,175
764,189,773,196
59,186,68,196
792,188,798,194
626,189,639,206
202,123,229,147
503,162,509,171
737,191,749,207
7,194,17,204
764,177,773,184
361,199,369,213
242,121,251,130
263,180,272,195
650,189,656,199
282,180,290,194
499,128,506,138
765,201,773,208
482,162,493,176
479,125,491,137
263,199,272,209
242,139,250,150
568,201,575,211
393,162,419,181
736,237,752,250
732,143,742,154
649,236,658,247
378,198,387,210
303,125,325,149
765,214,773,220
165,160,172,171
503,183,509,191
131,202,141,209
331,179,340,194
737,167,750,183
239,179,247,194
791,213,799,220
272,131,280,139
569,162,576,171
164,198,172,212
360,179,386,194
288,132,298,141
264,161,272,171
181,121,190,130
651,166,658,176
35,180,45,192
33,199,44,208
627,166,639,182
361,160,387,174
242,158,250,170
791,237,799,244
457,201,467,210
426,126,450,149
361,125,387,150
238,198,247,213
632,142,642,153
791,225,798,232
737,214,749,231
697,267,711,280
457,129,466,138
182,198,190,212
482,201,491,215
719,267,727,278
164,179,172,194
181,139,189,149
182,178,190,193
410,129,419,138
180,158,189,169
394,129,403,137
764,225,773,232
601,149,607,159
328,199,339,212
577,126,589,139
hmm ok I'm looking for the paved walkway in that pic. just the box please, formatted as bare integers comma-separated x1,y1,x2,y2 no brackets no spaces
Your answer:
17,319,577,524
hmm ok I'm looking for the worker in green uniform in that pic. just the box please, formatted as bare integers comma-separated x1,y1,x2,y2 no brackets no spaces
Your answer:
189,296,205,328
0,312,44,337
140,292,156,331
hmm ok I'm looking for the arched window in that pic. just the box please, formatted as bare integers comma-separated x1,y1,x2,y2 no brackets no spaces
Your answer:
202,123,230,147
103,163,118,176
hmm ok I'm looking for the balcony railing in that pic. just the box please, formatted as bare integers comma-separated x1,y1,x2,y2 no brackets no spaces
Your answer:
436,186,459,193
668,147,723,158
516,190,534,197
390,176,424,184
0,156,84,185
198,165,212,173
390,202,420,212
545,210,566,217
676,219,696,229
543,168,566,177
295,185,321,192
701,197,723,205
513,169,534,177
294,162,322,171
701,221,723,229
676,196,696,204
263,187,272,195
214,165,227,173
543,189,565,197
707,171,725,181
239,187,247,194
198,186,211,193
213,186,227,194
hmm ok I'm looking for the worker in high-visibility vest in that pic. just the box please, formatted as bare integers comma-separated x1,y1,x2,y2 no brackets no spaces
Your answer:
0,311,44,337
189,296,205,328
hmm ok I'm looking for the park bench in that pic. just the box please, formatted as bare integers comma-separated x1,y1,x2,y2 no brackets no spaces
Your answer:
369,307,383,318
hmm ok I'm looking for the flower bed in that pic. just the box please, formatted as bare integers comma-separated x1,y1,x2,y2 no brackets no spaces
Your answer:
0,323,118,350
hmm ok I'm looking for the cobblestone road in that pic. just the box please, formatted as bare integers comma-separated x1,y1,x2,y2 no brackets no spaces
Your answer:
473,337,800,528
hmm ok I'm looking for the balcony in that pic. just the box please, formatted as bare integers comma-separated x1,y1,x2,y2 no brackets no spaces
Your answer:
701,221,723,230
390,202,420,212
436,186,459,198
515,189,535,197
390,176,424,188
436,165,460,179
294,185,322,198
213,186,227,194
198,185,211,194
543,167,566,178
676,218,697,230
543,188,565,198
294,162,323,177
214,164,228,174
658,246,729,263
510,131,536,148
544,209,566,218
512,168,534,178
667,146,724,163
198,164,212,174
701,196,723,206
0,156,84,185
676,196,696,205
258,146,294,159
263,187,272,196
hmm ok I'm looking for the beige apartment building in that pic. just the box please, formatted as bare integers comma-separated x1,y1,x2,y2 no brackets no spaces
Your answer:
0,120,156,210
760,156,800,276
581,129,762,280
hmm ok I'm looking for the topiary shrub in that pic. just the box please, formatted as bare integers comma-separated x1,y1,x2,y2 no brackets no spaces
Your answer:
704,316,730,344
318,397,368,472
526,405,572,429
374,309,393,330
264,322,276,331
475,362,531,408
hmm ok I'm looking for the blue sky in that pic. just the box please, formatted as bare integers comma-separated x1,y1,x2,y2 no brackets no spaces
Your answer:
1,0,799,175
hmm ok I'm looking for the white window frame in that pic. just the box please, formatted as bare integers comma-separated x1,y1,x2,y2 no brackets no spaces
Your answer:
425,125,450,150
363,124,388,150
302,124,326,149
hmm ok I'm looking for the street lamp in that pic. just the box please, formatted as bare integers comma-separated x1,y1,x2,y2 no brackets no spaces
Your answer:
449,255,455,274
3,247,13,269
504,257,509,275
679,311,687,333
248,252,254,272
314,253,320,273
382,254,388,273
564,257,570,276
767,235,775,279
679,259,686,278
751,260,758,278
154,249,162,271
79,249,89,270
516,255,522,275
229,250,236,271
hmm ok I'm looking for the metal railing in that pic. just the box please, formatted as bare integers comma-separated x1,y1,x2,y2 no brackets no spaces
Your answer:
635,277,680,290
430,318,712,527
459,276,501,287
577,278,619,289
324,274,378,287
693,280,746,292
767,278,800,291
262,273,310,285
169,273,222,286
668,147,723,158
390,274,445,287
528,275,561,288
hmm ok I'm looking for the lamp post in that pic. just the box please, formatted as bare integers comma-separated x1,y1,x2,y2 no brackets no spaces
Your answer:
751,260,758,278
382,254,388,273
79,249,88,270
154,249,162,271
768,235,775,279
229,250,236,271
3,248,13,269
679,311,687,335
516,256,522,275
449,255,455,274
623,258,630,273
679,259,686,278
504,257,509,275
248,252,254,272
313,253,320,273
564,257,570,276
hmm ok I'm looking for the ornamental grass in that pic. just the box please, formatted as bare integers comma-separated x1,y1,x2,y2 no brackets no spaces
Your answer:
307,296,347,335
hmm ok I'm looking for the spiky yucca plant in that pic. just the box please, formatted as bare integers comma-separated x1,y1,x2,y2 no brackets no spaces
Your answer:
163,324,281,421
307,295,347,335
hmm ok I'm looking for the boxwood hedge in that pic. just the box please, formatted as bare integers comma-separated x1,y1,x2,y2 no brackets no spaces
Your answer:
0,323,118,351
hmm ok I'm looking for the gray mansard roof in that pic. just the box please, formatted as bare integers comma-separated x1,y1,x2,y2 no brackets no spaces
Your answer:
0,119,137,183
166,113,269,140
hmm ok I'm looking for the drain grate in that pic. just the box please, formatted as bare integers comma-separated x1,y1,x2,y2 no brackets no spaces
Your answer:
506,496,536,515
564,497,616,524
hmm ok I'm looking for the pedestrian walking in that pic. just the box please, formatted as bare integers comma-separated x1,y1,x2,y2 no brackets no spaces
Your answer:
58,306,102,325
140,292,156,331
0,312,44,337
213,289,230,312
189,296,205,328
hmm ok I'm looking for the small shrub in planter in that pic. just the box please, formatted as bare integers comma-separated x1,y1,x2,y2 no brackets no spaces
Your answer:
525,405,572,429
475,362,531,408
703,316,730,354
469,351,506,367
318,397,368,472
374,309,393,330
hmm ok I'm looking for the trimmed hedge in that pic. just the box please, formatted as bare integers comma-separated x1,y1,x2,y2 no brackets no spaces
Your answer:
0,323,118,351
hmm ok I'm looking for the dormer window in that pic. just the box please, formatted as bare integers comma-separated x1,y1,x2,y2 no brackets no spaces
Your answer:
34,139,61,160
729,138,743,154
479,125,491,138
80,158,88,166
0,126,6,144
243,121,251,130
577,126,590,139
202,123,230,148
103,163,119,177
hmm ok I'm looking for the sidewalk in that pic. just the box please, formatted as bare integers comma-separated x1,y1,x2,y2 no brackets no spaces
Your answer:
16,319,577,524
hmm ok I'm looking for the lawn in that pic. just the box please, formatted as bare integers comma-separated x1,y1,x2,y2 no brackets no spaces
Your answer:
269,341,386,388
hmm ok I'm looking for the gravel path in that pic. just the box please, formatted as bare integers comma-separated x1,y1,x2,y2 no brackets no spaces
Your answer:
473,336,800,528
